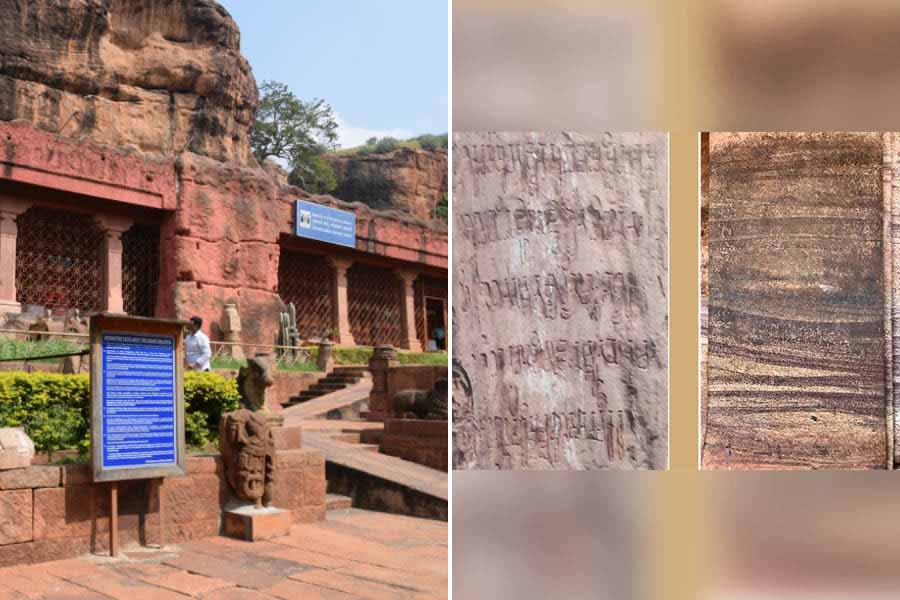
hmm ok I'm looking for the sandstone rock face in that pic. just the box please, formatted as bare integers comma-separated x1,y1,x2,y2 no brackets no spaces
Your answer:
0,0,257,163
452,132,668,470
329,148,448,221
704,132,888,470
0,428,34,470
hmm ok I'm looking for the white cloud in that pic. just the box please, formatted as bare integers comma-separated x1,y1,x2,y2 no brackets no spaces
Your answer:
334,114,414,149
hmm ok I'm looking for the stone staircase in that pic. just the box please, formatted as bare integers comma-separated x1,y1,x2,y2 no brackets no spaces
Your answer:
282,366,369,409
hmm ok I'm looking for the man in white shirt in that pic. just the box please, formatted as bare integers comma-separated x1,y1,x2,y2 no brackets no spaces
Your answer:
185,315,212,371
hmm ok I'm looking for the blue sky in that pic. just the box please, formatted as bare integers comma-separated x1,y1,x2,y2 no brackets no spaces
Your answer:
219,1,448,148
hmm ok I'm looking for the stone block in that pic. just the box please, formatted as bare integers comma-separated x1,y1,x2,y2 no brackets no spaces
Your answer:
0,466,61,490
0,489,32,545
161,474,223,523
0,428,34,470
302,468,327,508
61,464,90,487
186,456,220,474
275,449,308,470
33,485,104,540
223,506,291,542
271,469,304,509
272,426,302,450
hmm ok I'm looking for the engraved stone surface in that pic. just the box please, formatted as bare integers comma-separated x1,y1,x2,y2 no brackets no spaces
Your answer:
704,132,887,469
452,132,668,470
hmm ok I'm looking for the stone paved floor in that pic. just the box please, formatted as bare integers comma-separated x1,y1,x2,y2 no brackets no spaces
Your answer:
0,508,448,599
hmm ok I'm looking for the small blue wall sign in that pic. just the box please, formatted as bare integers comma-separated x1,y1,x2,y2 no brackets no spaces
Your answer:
294,199,356,248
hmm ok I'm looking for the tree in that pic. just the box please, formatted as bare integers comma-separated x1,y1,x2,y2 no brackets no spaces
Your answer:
251,81,339,191
432,192,448,222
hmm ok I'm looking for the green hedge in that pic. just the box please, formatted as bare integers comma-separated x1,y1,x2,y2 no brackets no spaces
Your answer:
0,371,239,459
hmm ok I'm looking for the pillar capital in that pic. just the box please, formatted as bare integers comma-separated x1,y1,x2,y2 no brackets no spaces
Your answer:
94,215,134,238
327,256,354,273
396,269,419,286
0,196,32,219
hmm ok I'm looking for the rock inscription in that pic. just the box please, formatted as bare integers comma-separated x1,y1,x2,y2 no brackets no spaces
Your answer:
452,132,668,469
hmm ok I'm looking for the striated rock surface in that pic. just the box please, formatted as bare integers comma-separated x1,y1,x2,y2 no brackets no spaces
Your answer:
0,0,258,163
328,148,448,221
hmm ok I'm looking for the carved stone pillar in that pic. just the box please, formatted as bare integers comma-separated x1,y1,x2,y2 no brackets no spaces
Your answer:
0,197,31,315
328,257,355,346
397,270,422,352
95,215,133,314
368,344,398,421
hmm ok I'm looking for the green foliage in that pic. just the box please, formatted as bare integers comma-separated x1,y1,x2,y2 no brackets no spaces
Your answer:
432,192,448,222
183,372,240,447
251,81,338,191
290,154,337,194
0,337,85,362
413,133,448,151
337,133,448,156
373,136,400,154
0,371,240,459
306,346,448,367
210,356,317,372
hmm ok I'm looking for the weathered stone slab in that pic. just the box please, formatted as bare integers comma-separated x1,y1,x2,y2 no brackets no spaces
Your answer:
0,428,34,470
704,132,887,469
452,132,668,469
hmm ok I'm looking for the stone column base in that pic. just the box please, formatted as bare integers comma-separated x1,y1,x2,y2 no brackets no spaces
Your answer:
398,338,423,352
224,505,292,541
0,300,20,315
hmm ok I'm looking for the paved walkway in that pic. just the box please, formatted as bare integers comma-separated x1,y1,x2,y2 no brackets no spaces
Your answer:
0,509,447,600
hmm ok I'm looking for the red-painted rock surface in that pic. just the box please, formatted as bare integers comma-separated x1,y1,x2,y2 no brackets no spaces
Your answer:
329,148,448,221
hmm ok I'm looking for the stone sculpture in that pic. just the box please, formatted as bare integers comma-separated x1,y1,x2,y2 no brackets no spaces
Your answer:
392,379,448,420
219,355,279,508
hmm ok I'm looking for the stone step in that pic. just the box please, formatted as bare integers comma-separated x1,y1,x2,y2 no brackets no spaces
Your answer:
326,493,353,511
360,444,380,453
319,376,361,385
309,383,349,392
330,367,368,377
333,432,361,444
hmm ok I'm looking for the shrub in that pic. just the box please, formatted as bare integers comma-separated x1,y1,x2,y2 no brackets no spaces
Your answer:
374,136,400,154
415,133,448,151
0,371,240,458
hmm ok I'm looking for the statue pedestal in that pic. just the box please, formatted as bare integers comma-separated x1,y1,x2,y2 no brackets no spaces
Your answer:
223,505,292,541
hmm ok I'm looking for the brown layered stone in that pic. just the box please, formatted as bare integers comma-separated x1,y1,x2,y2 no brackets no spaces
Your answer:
0,466,60,490
704,132,888,469
0,0,258,163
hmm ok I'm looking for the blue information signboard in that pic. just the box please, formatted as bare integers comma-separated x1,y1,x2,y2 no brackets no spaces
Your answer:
100,332,178,470
294,199,356,248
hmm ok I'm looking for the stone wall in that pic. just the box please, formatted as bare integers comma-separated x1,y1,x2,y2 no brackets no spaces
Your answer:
380,419,448,471
0,450,326,567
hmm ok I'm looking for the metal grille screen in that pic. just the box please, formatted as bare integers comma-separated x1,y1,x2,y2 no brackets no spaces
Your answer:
16,207,103,313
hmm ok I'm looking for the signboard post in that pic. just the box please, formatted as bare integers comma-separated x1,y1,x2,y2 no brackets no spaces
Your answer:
90,313,188,555
294,199,356,248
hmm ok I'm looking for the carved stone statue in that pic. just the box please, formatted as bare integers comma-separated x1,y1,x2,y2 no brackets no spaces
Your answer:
391,379,448,420
220,354,279,508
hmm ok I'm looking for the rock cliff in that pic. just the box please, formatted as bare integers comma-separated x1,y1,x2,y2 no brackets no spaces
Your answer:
0,0,258,163
328,148,448,221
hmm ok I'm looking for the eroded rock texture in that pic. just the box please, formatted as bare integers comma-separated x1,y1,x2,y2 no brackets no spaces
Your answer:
0,0,258,162
452,132,668,470
704,132,887,470
329,148,448,221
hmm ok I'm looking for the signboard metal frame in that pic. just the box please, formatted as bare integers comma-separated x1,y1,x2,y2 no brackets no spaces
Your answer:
294,199,357,248
90,313,188,483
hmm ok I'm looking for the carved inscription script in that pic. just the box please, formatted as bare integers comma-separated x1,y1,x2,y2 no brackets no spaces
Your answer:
452,132,668,469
